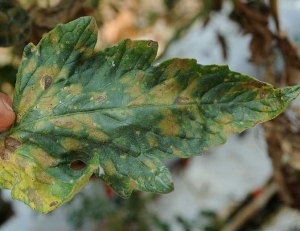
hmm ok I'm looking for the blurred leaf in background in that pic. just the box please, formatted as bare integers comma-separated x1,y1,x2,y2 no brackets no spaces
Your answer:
0,65,17,99
0,0,31,47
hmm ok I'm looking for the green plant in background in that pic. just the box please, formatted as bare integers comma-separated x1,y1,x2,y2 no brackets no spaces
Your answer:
67,183,220,231
0,66,17,88
0,16,300,213
67,187,170,231
0,0,31,47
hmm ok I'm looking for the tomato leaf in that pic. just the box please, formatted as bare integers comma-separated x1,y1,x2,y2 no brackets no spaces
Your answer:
0,16,299,213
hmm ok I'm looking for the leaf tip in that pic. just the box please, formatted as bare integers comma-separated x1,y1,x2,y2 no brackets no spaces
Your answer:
280,85,300,101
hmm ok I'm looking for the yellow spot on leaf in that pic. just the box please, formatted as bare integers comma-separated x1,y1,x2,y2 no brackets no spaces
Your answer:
147,137,158,148
73,115,109,142
158,109,179,136
170,145,182,157
60,138,82,151
49,32,59,46
128,178,137,189
105,159,116,176
22,58,36,75
67,84,83,97
216,113,233,124
30,146,59,168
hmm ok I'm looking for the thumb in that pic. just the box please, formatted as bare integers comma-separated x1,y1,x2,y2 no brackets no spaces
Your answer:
0,92,15,132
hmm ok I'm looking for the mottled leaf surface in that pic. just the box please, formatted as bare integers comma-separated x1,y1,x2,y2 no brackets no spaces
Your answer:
0,16,300,213
0,0,31,47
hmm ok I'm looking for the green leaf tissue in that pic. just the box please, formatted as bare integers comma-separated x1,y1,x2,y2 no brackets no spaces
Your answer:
0,16,299,213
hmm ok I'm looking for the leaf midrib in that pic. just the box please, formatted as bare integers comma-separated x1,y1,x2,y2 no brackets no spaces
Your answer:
15,95,281,133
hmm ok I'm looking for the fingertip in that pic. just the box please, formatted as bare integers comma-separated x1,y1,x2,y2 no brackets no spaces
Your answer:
0,93,15,132
0,92,13,108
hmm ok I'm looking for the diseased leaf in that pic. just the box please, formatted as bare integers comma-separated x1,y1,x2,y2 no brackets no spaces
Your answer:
0,16,300,213
0,0,31,47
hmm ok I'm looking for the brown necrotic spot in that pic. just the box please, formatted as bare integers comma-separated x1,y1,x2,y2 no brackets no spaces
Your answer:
49,201,58,207
96,94,106,103
4,137,21,152
253,81,267,88
174,96,189,104
0,147,9,160
41,75,53,90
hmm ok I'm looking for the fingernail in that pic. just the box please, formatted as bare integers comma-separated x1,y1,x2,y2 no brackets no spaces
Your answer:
1,98,13,111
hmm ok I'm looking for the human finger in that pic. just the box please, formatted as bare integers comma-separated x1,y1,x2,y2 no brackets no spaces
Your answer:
0,92,15,132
